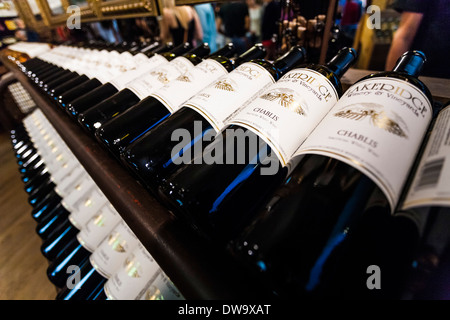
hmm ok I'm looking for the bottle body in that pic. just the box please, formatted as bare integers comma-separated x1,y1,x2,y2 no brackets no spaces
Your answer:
67,44,180,120
228,52,434,298
157,53,354,242
95,45,236,159
120,45,279,193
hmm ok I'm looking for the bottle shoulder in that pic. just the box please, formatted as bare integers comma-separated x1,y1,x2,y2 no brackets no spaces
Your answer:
357,71,434,107
161,52,177,61
207,56,234,72
248,60,279,80
299,64,344,97
185,54,204,66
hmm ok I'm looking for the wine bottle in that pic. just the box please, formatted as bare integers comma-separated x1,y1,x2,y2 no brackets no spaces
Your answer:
25,45,72,81
137,272,184,300
64,42,177,120
55,258,106,300
96,42,261,161
51,50,134,108
32,190,61,222
225,51,435,298
76,43,236,135
47,51,107,102
158,47,357,242
71,42,206,139
102,242,164,300
39,173,106,245
35,45,102,89
19,121,78,208
36,68,73,89
120,45,303,194
42,69,86,94
46,202,121,288
51,42,166,108
41,217,78,261
302,191,426,299
94,43,251,159
28,178,56,207
328,107,449,299
55,220,140,300
35,203,70,240
34,45,87,86
395,102,450,300
41,176,109,261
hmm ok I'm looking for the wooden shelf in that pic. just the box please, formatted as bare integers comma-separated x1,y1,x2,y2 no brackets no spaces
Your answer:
1,53,266,300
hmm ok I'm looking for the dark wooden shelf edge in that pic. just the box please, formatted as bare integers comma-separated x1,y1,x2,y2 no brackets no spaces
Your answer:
2,55,263,300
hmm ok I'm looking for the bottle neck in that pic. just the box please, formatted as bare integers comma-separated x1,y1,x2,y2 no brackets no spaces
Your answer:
325,47,358,79
145,42,173,57
139,41,161,55
393,51,426,78
208,43,235,59
169,42,192,56
233,44,267,67
185,43,211,58
272,45,307,76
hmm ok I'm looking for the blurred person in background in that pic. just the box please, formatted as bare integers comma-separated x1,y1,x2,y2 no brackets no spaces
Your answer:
261,0,281,60
13,18,39,42
194,3,218,53
216,1,250,54
340,0,363,40
385,0,450,78
135,17,160,41
91,20,122,43
159,0,203,47
247,0,262,44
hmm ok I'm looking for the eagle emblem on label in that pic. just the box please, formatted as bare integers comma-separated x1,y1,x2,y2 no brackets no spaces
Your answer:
214,79,235,91
176,75,191,82
107,232,127,253
124,256,141,278
260,88,308,116
150,70,169,84
334,103,409,138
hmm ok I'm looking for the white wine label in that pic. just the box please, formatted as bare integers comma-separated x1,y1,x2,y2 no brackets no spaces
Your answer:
68,61,90,75
60,177,97,212
126,56,195,100
54,168,86,198
138,272,184,300
226,68,339,168
50,159,79,184
104,243,161,300
132,53,151,64
76,204,122,252
68,189,108,229
93,66,122,84
90,52,133,83
117,54,141,73
403,105,450,209
120,51,133,59
109,54,169,90
183,62,276,132
90,220,140,279
150,58,229,113
295,77,432,212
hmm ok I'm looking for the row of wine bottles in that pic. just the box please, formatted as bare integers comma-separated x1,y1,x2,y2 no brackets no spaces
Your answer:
10,108,184,300
8,40,450,299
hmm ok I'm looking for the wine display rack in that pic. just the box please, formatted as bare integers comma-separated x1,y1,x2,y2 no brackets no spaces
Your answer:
0,52,266,300
1,48,450,300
